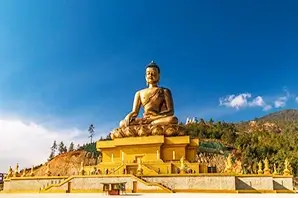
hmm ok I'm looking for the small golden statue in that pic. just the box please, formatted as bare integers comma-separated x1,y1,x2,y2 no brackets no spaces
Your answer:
79,161,85,175
136,158,143,176
14,163,19,177
283,158,291,176
180,156,186,174
21,169,26,177
234,160,243,174
263,158,271,175
30,166,35,177
257,161,263,174
45,163,51,176
7,166,13,178
273,163,278,175
224,154,233,173
111,61,185,139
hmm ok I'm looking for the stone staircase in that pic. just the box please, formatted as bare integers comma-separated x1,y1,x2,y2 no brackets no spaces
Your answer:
110,164,125,174
40,177,72,192
142,164,159,175
137,176,174,193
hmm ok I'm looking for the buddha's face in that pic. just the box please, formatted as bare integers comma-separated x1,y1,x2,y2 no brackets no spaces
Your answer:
145,67,160,85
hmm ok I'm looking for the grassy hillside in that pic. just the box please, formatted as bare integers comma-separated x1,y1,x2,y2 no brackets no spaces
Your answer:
186,109,298,176
257,109,298,123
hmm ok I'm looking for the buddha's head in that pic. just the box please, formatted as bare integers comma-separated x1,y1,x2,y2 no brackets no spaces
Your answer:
145,61,160,86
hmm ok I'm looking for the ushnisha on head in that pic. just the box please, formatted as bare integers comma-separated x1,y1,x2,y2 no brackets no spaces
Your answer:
145,61,160,86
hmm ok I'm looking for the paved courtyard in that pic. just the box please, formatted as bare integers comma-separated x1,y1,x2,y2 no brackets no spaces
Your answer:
0,193,297,198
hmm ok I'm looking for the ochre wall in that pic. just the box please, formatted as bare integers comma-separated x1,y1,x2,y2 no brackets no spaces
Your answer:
120,145,161,163
161,146,185,161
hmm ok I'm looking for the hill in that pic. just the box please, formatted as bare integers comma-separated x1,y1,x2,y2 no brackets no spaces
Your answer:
257,109,298,123
18,109,298,177
20,150,98,176
235,109,298,133
233,109,298,175
185,109,298,176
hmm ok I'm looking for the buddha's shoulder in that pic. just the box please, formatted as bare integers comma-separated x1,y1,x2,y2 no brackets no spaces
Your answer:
138,87,171,93
160,87,171,92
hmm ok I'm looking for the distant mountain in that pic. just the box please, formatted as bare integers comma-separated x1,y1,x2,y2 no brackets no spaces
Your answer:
256,109,298,123
235,109,298,133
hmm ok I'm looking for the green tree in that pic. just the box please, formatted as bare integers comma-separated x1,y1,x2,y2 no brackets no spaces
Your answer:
48,140,57,160
88,124,95,143
69,142,74,152
48,151,55,161
51,140,57,155
58,141,66,154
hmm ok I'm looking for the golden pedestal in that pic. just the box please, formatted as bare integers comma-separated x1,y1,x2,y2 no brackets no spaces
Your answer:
96,135,199,175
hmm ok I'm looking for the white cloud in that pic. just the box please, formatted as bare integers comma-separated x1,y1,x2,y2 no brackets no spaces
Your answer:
274,96,287,108
219,93,251,110
296,96,298,103
219,93,271,111
0,119,88,173
249,96,272,111
263,105,272,111
249,96,265,107
273,87,291,108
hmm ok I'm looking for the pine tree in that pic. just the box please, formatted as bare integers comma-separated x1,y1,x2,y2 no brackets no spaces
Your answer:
88,124,95,143
48,151,55,161
51,140,57,156
63,145,68,153
58,141,65,154
48,140,57,160
69,142,74,152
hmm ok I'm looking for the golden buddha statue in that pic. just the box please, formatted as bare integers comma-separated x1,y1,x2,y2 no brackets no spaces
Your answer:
111,61,185,139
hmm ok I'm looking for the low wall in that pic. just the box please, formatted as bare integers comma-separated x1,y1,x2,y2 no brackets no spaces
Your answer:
69,176,162,192
3,175,167,193
236,176,273,191
3,176,68,192
3,174,295,193
143,174,236,192
273,176,293,191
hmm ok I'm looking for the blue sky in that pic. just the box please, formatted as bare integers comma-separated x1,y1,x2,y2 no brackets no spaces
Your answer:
1,0,298,137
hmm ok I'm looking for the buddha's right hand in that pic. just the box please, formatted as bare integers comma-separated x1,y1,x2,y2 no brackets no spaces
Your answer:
124,112,136,126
